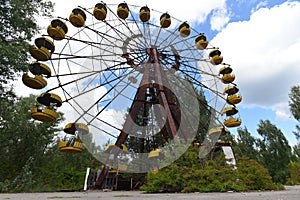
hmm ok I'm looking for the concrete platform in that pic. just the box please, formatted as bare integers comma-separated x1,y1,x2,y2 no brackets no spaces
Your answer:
0,185,299,200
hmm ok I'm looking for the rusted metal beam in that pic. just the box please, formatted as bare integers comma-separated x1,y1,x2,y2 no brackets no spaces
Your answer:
152,48,178,139
95,63,151,187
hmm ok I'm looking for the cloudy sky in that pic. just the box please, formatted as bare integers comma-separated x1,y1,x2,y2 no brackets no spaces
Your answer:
16,0,300,146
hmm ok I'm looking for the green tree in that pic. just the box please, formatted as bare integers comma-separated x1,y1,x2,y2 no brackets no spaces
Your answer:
31,137,102,192
288,85,300,164
0,0,53,96
286,161,300,185
234,127,257,160
256,120,292,183
0,95,62,191
289,85,300,122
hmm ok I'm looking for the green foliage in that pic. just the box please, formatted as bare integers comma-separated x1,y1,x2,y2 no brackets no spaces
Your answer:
292,144,300,161
0,0,53,87
27,138,102,192
0,95,62,184
286,161,300,185
288,85,300,157
0,157,36,192
289,85,300,122
140,147,280,193
9,157,36,192
234,127,257,160
0,94,103,192
256,120,292,184
236,157,283,191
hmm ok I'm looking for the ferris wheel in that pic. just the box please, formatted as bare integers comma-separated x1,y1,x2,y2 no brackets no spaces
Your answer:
22,2,242,181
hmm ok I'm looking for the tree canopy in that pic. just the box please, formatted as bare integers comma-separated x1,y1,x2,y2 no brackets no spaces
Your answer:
289,85,300,121
256,120,292,183
234,127,257,160
0,95,62,181
0,0,53,95
289,85,300,140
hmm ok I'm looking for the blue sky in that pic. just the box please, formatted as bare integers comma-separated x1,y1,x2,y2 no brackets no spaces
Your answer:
206,0,300,145
16,0,300,146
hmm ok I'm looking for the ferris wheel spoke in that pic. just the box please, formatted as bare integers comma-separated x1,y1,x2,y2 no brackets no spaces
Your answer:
85,77,134,126
47,62,134,95
126,9,150,47
67,68,136,103
177,68,225,99
156,29,181,49
160,54,211,77
105,5,148,49
78,26,144,57
70,66,135,122
63,91,120,138
89,123,118,138
145,22,152,45
160,34,196,51
162,74,223,130
67,29,145,62
153,24,163,47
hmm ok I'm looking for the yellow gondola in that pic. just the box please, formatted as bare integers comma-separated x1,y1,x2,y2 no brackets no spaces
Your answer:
148,149,160,158
36,93,62,107
227,94,242,105
219,65,235,84
22,73,47,89
178,22,191,37
31,107,59,122
221,106,238,116
216,141,232,147
221,73,235,84
224,117,242,128
28,62,51,78
59,140,85,153
64,122,89,135
209,49,223,65
105,144,128,152
69,8,86,27
219,65,232,75
29,37,55,61
148,149,164,159
139,6,150,22
160,13,171,28
224,85,239,95
195,33,208,49
93,3,107,21
47,19,68,40
117,3,129,20
208,126,229,136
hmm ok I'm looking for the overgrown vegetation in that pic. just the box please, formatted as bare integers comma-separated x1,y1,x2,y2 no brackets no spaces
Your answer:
140,146,283,193
286,162,300,185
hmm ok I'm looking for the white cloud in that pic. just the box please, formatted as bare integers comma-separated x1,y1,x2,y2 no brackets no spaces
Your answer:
211,1,300,120
210,6,230,31
273,102,293,121
252,0,268,13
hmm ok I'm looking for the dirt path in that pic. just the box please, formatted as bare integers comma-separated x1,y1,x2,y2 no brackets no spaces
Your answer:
1,185,300,200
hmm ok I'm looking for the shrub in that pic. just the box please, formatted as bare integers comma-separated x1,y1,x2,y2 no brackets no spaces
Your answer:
140,150,282,193
286,161,300,185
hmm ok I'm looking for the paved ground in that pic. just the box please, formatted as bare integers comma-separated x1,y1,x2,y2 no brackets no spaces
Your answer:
0,186,300,200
